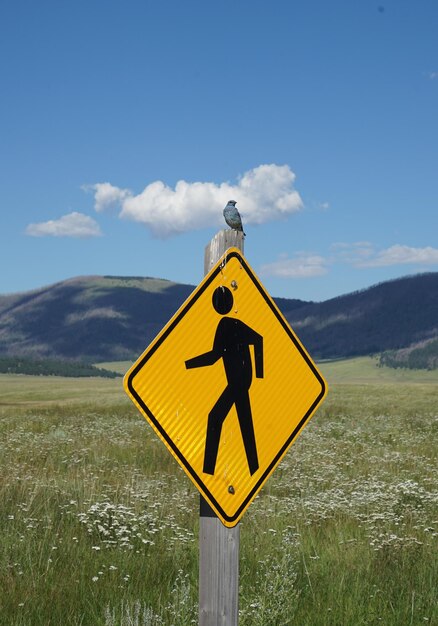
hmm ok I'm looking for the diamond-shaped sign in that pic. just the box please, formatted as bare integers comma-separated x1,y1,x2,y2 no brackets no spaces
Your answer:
124,248,327,527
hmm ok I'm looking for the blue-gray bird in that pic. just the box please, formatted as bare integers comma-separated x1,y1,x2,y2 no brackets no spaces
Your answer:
223,200,246,236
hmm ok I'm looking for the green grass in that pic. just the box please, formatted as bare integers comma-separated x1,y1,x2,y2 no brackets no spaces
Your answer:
0,374,127,411
1,359,437,625
320,355,438,384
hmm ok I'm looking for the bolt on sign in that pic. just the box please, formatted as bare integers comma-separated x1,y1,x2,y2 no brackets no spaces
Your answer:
124,248,328,527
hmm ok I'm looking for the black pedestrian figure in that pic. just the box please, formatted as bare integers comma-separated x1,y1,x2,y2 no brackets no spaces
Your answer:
185,286,263,476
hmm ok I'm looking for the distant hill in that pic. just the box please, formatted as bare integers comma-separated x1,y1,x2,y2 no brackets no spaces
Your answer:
0,276,195,362
284,272,438,360
0,272,437,366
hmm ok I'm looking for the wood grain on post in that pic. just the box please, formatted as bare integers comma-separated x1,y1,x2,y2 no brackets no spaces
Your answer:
199,229,244,626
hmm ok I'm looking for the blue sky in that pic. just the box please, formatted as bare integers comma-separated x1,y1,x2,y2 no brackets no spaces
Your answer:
1,0,437,302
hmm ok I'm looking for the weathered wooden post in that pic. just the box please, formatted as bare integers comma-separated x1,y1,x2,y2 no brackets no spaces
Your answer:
199,229,244,626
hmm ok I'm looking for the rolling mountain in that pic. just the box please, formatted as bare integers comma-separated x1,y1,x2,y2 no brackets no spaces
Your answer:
0,272,437,365
284,272,438,359
0,276,194,362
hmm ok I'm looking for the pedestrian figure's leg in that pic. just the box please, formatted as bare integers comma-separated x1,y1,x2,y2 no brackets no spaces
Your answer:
235,391,259,475
203,386,234,475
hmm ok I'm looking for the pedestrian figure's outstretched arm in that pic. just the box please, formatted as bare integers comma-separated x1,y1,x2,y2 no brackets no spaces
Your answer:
254,336,263,378
253,332,264,379
185,349,219,369
241,322,263,378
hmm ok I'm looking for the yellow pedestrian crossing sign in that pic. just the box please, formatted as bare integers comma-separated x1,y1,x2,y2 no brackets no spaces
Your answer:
124,248,327,527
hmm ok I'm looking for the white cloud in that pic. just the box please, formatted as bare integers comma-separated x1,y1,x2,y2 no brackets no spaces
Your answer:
332,242,438,268
26,212,102,238
357,244,438,268
259,241,438,281
83,182,131,213
260,254,328,278
87,164,303,237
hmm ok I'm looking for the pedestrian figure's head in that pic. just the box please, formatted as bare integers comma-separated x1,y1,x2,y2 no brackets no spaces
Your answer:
212,286,233,315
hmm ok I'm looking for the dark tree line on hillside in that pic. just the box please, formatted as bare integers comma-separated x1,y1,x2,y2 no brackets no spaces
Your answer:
0,357,121,378
380,338,438,371
288,272,438,360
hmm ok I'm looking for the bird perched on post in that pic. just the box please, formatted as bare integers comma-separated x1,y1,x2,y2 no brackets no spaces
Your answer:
223,200,246,236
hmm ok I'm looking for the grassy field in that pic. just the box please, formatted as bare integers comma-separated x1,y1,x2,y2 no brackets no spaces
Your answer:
1,359,437,625
319,356,438,385
98,356,438,384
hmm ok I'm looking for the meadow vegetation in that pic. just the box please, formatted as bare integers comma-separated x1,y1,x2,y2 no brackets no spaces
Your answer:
1,359,437,625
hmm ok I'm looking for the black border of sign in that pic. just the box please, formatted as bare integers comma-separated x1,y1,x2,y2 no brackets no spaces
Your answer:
126,249,327,526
